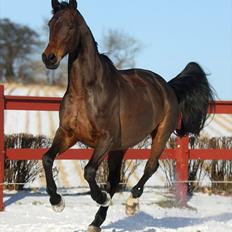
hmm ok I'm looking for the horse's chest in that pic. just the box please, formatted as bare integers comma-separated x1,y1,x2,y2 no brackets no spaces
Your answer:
60,99,96,146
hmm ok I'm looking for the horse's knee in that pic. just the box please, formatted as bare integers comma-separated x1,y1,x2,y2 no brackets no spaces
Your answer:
84,166,96,182
42,154,54,168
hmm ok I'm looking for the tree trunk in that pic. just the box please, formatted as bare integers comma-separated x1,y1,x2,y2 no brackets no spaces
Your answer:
5,62,15,82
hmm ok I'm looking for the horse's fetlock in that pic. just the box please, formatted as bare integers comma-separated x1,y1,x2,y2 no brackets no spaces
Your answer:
131,186,143,198
49,194,61,206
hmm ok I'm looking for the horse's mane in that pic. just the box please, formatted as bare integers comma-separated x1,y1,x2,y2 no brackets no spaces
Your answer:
52,1,69,14
100,54,117,70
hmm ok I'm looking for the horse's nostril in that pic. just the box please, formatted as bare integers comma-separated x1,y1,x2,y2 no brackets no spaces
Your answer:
48,53,57,64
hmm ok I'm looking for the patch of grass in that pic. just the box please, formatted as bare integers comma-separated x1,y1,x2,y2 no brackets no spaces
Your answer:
16,201,23,205
156,199,197,211
32,200,43,206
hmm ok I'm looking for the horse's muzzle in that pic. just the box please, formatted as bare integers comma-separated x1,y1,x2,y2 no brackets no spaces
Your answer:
42,52,60,69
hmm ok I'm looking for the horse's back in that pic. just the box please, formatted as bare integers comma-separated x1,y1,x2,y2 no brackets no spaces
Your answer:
118,68,176,111
119,68,165,86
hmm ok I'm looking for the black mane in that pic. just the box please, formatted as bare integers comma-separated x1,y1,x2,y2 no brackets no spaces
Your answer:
52,1,70,14
100,54,116,68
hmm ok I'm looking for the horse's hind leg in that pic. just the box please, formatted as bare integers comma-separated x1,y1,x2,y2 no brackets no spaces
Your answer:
88,150,125,232
126,116,176,214
42,127,76,211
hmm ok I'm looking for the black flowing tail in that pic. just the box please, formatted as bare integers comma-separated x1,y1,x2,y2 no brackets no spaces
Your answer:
168,62,215,137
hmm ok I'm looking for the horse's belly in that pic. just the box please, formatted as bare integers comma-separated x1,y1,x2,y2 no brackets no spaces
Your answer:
119,87,163,148
119,107,158,148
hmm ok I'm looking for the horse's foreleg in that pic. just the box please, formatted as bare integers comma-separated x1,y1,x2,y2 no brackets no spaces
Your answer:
88,150,125,231
84,135,113,206
42,146,61,206
42,127,76,211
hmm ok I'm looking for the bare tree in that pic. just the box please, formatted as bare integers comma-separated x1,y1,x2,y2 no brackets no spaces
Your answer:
0,18,42,81
101,29,141,69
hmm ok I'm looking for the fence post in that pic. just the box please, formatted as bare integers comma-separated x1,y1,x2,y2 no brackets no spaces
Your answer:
175,135,189,207
0,85,4,211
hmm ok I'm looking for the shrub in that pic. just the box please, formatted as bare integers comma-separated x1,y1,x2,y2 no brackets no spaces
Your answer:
5,133,232,195
161,136,232,195
4,133,51,190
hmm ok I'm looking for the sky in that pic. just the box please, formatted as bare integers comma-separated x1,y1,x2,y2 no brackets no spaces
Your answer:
0,0,231,100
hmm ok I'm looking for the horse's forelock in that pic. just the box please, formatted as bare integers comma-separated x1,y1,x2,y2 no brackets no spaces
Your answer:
52,1,70,15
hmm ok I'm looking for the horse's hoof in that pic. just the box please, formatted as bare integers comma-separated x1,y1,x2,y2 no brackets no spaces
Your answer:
87,225,101,232
99,191,111,207
125,195,139,215
51,195,65,213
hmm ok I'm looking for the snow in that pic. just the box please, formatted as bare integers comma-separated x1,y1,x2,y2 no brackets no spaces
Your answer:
1,187,232,232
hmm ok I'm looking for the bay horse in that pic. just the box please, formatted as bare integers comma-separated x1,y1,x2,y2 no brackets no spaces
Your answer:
42,0,215,231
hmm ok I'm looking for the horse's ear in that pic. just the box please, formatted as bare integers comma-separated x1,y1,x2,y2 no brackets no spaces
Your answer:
52,0,60,10
69,0,77,9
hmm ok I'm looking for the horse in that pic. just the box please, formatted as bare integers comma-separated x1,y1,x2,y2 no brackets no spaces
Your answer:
42,1,215,231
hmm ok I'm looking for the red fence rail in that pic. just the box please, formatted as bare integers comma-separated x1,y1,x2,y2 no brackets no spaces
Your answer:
0,85,232,211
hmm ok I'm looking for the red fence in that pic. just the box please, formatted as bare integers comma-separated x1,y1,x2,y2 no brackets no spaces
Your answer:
0,84,232,211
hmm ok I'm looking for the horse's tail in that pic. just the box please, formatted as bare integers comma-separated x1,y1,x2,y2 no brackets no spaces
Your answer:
168,62,215,137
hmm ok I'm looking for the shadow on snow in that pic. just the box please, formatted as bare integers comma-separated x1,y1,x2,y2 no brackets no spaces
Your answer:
4,188,90,207
103,211,232,231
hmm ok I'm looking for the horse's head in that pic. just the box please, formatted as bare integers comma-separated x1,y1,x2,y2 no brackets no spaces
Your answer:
42,0,79,69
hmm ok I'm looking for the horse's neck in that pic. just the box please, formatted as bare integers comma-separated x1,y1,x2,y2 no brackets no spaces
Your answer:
67,16,105,94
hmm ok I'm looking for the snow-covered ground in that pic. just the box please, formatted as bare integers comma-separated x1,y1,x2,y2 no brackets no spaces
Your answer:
1,187,232,232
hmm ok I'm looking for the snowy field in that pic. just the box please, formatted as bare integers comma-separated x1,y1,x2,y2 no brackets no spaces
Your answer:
1,187,232,232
